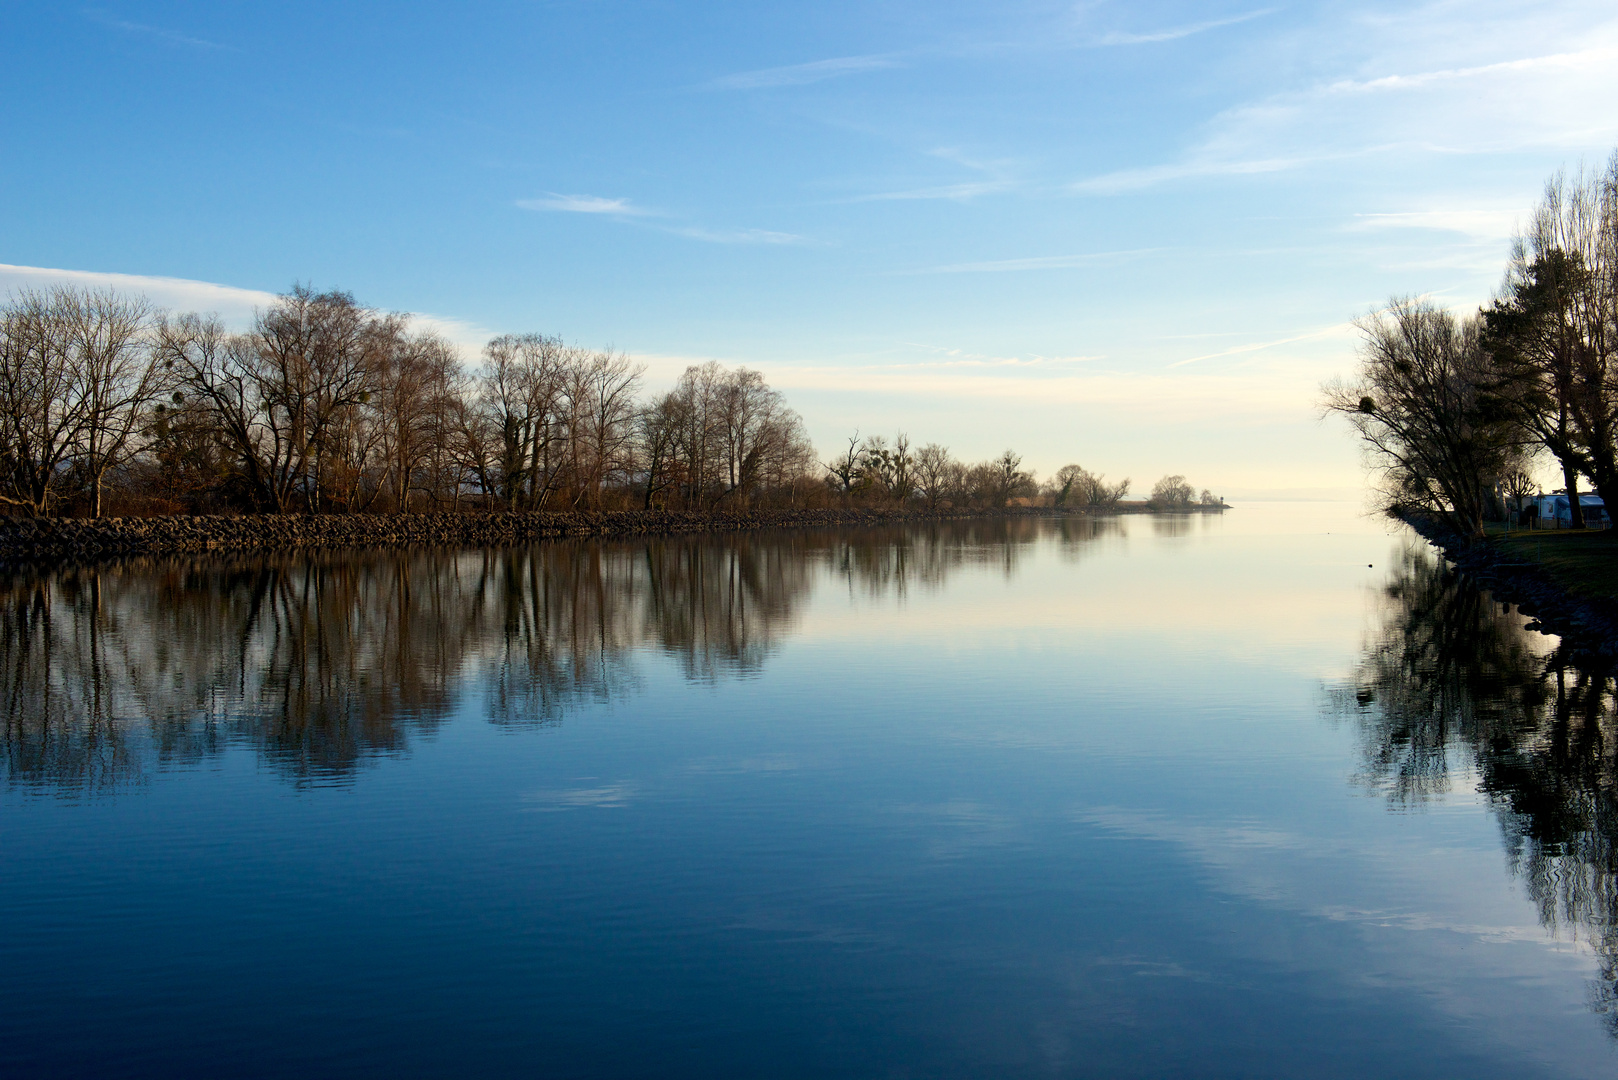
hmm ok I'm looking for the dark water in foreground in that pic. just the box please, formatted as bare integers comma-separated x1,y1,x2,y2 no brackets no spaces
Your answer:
4,504,1618,1078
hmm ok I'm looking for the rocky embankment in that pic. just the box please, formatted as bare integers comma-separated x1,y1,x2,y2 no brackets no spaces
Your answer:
1401,511,1618,663
0,506,1131,564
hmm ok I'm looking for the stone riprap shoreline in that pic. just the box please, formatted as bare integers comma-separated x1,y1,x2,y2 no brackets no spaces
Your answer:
0,504,1223,564
1401,511,1618,664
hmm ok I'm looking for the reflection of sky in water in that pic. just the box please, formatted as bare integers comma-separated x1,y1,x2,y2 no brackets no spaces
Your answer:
3,504,1616,1078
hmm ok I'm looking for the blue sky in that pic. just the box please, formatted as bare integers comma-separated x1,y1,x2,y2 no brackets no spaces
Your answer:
5,1,1618,496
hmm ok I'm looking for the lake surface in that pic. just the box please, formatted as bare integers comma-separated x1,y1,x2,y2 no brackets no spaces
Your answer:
4,503,1618,1078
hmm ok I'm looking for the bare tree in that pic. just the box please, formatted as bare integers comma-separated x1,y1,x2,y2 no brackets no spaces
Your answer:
1524,162,1617,516
870,433,914,503
158,289,382,514
856,434,890,499
1484,247,1593,525
61,290,163,517
1150,475,1195,509
990,450,1029,507
153,312,271,508
1049,463,1084,507
255,287,384,512
1324,298,1527,539
668,362,727,506
1073,468,1129,508
1500,465,1539,521
0,290,84,515
637,391,684,509
1479,159,1618,526
476,333,567,509
824,431,861,498
644,362,810,508
914,443,953,509
568,349,643,508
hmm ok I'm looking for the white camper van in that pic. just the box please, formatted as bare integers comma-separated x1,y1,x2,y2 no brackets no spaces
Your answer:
1531,493,1609,528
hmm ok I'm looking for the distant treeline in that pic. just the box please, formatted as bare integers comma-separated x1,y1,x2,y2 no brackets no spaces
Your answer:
0,284,1214,518
1327,147,1618,539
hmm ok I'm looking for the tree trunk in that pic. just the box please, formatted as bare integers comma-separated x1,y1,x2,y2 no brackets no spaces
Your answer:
1563,460,1585,528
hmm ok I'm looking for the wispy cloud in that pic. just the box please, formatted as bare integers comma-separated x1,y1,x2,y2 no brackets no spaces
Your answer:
1326,46,1618,95
709,54,903,90
852,180,1014,202
849,146,1019,203
1349,208,1522,242
1074,154,1316,195
1095,7,1277,46
900,356,1101,369
747,363,1338,425
918,249,1158,273
661,226,803,245
0,262,276,319
516,193,655,216
0,263,493,354
1168,322,1354,368
517,195,801,244
84,9,233,50
1071,20,1618,196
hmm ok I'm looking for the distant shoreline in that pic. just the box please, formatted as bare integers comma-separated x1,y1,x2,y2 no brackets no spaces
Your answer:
0,503,1230,564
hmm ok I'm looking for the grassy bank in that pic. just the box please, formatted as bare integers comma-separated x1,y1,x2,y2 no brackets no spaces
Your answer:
1489,526,1618,603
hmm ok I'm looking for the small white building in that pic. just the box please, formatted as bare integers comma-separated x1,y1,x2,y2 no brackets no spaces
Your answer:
1531,493,1608,528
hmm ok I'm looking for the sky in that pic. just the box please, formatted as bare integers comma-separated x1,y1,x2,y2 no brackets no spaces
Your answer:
4,1,1618,498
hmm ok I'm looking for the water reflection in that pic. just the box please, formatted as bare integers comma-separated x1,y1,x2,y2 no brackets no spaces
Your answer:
1337,545,1618,1031
1,519,1091,794
821,516,1102,595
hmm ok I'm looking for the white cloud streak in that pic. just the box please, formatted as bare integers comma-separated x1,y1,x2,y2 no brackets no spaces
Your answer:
1348,208,1524,241
1168,322,1356,368
1095,7,1278,46
848,147,1020,203
0,263,492,355
84,9,233,50
890,348,1102,368
918,249,1159,273
516,193,655,216
0,262,276,320
709,54,903,90
1326,46,1618,95
1074,154,1326,195
659,226,803,245
852,180,1014,202
516,196,801,244
628,348,1339,427
1072,19,1618,195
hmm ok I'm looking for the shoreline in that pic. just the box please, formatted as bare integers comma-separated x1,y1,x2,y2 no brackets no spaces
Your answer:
1399,510,1618,663
0,503,1229,565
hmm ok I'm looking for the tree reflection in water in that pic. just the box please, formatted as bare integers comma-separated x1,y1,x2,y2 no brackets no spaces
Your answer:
1,519,1084,794
820,517,1081,598
1336,544,1618,1032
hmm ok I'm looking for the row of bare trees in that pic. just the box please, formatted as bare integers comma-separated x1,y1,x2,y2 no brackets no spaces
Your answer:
0,285,824,516
1328,148,1618,538
823,434,1038,508
821,434,1155,511
0,289,161,517
0,281,1208,519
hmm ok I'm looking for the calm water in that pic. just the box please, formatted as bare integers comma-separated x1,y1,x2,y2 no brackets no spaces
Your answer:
4,504,1617,1078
